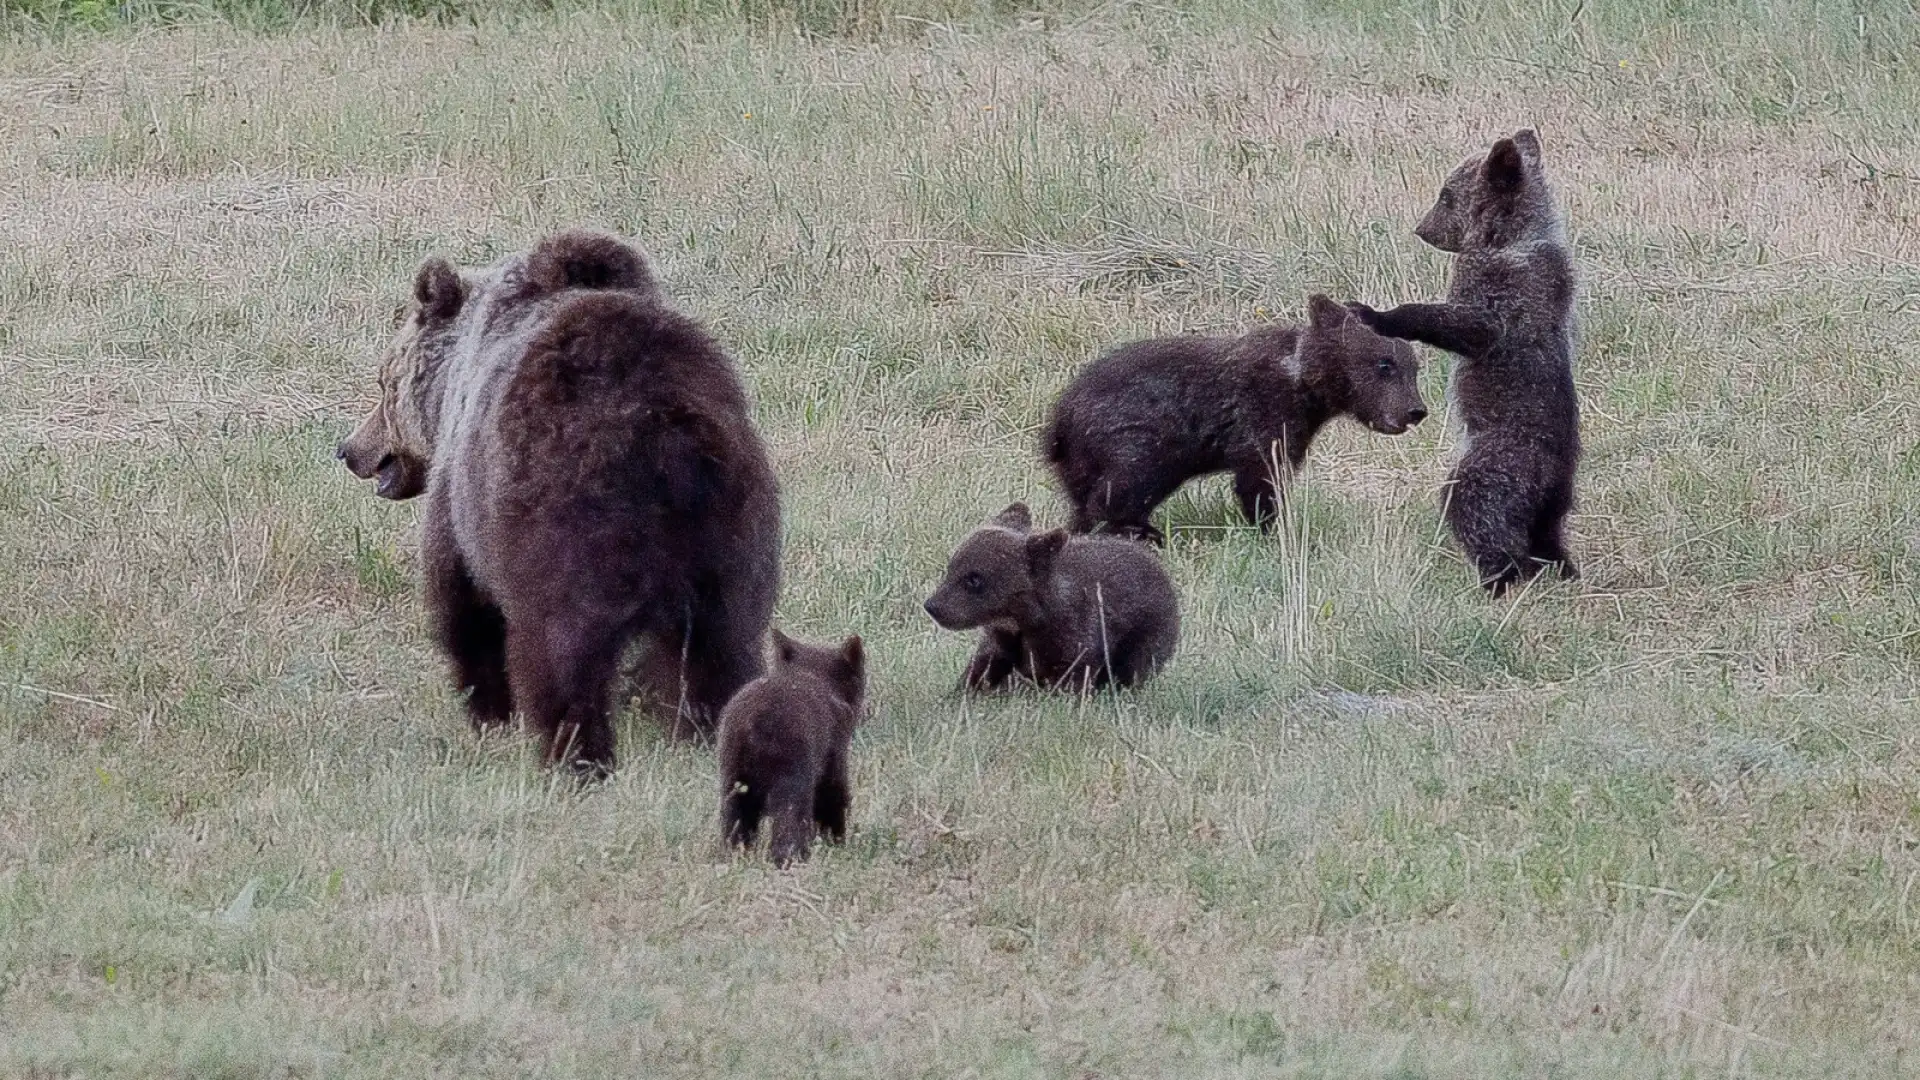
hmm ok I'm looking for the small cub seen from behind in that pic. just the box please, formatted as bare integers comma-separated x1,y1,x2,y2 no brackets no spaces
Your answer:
1045,294,1426,544
923,503,1180,692
1349,128,1581,595
718,631,867,867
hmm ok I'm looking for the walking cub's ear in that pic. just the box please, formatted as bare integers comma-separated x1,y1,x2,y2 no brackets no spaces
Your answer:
772,628,799,666
1484,137,1527,193
1511,128,1543,162
1025,529,1069,577
839,635,865,674
413,257,465,321
1307,293,1351,331
992,502,1033,532
526,230,657,295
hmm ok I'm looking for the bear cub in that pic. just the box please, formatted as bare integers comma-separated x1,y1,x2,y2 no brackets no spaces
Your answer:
717,631,867,867
1044,295,1427,544
1348,128,1581,595
337,230,782,778
923,503,1180,691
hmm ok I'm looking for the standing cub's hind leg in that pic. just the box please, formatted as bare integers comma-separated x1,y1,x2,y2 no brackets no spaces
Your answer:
1444,464,1537,596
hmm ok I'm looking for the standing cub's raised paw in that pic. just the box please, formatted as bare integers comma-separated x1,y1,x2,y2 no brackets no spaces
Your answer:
718,631,867,867
1043,294,1426,540
1352,129,1581,594
922,503,1180,692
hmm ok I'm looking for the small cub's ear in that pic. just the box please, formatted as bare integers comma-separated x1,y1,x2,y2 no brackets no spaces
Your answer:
772,628,798,666
1511,128,1542,161
526,230,656,294
840,635,865,675
413,258,464,321
1307,293,1350,331
992,502,1033,532
1026,529,1069,576
1484,137,1526,192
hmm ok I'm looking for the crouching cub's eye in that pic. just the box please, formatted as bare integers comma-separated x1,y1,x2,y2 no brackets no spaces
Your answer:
1376,358,1396,377
962,572,986,595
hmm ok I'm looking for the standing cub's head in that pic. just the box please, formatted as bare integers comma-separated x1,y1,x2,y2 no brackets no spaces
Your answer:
1414,128,1561,254
771,629,867,716
923,503,1067,631
336,230,659,501
1301,295,1427,435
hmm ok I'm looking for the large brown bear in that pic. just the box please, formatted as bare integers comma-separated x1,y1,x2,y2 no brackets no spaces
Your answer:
337,230,781,777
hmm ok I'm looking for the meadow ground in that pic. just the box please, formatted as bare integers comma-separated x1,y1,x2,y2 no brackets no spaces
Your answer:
2,1,1919,1075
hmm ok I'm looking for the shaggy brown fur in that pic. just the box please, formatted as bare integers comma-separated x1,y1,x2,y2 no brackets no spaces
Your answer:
1349,128,1581,595
337,229,781,777
1044,294,1427,543
922,503,1180,691
717,631,867,867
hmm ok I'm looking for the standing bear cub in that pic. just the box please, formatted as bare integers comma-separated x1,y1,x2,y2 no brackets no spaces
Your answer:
923,503,1180,692
1349,129,1581,595
1044,294,1426,544
717,630,867,867
337,230,782,777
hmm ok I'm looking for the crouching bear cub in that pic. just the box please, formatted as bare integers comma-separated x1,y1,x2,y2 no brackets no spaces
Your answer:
337,230,781,777
1045,295,1426,544
923,503,1179,692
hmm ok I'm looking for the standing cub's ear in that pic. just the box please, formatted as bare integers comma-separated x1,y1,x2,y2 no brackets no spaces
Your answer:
1026,529,1069,576
413,257,465,320
526,230,656,295
1484,137,1527,192
772,628,799,666
1511,128,1542,161
992,502,1033,532
840,635,866,683
1306,293,1350,331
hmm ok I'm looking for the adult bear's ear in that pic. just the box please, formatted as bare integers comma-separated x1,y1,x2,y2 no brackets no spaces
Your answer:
1026,529,1069,577
413,258,464,320
1511,127,1543,163
992,502,1032,532
526,230,656,294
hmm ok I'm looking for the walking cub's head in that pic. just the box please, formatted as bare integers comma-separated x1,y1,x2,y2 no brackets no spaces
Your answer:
336,231,658,501
1301,295,1427,435
771,629,867,718
1414,128,1561,254
923,503,1066,631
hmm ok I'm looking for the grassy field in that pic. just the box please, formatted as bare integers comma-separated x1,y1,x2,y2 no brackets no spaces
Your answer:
3,1,1919,1075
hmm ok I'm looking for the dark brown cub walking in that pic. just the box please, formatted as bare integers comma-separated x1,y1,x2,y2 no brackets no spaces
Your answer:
1043,295,1426,544
717,631,867,867
1348,128,1581,595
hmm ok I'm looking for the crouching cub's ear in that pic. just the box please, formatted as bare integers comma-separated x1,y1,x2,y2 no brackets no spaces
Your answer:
1025,529,1069,578
992,502,1033,532
526,230,658,295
